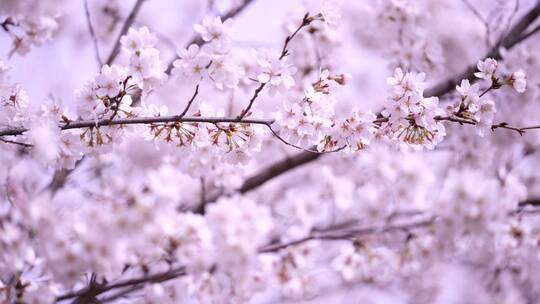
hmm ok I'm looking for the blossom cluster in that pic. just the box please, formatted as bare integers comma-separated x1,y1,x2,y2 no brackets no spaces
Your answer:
0,0,61,56
382,68,446,149
143,102,266,169
446,58,526,136
2,1,540,303
120,26,167,91
0,61,28,125
172,16,243,90
273,69,348,149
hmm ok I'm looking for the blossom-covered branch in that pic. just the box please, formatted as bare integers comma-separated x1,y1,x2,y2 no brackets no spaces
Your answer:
0,116,275,137
237,13,314,120
4,1,540,303
230,0,540,204
426,0,540,97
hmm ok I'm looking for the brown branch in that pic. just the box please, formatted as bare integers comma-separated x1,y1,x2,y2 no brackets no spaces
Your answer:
261,197,540,253
239,149,319,193
259,216,437,253
518,198,540,207
178,84,200,118
0,116,275,137
56,267,186,302
0,17,16,33
518,22,540,42
0,114,537,150
237,82,265,120
0,137,32,147
195,147,321,213
105,0,147,66
195,116,539,208
499,0,521,43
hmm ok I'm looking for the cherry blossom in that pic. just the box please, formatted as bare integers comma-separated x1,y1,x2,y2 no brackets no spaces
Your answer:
120,26,157,53
509,69,527,93
172,44,212,84
474,58,498,80
2,1,540,303
383,68,446,149
256,51,297,96
94,64,126,98
193,16,234,46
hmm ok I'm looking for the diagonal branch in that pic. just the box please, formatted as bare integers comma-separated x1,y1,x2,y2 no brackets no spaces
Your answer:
105,0,147,66
426,0,540,97
236,13,312,120
0,137,32,147
239,149,321,194
84,0,103,67
178,84,200,118
462,0,492,48
259,216,437,253
56,267,186,302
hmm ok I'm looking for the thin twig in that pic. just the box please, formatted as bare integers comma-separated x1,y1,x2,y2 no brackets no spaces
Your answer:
259,216,437,252
267,124,345,154
262,201,540,253
236,82,265,120
462,0,492,48
236,13,312,120
178,84,200,118
479,84,494,97
0,137,33,147
0,18,16,33
84,0,103,67
436,116,536,135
